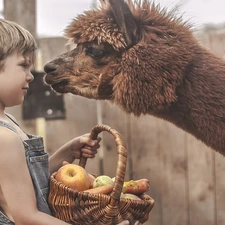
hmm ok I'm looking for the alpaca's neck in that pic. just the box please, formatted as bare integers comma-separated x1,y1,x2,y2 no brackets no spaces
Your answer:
159,48,225,155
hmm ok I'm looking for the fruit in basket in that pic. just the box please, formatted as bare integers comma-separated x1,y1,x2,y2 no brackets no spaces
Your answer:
88,173,96,188
93,175,114,188
123,193,142,201
55,164,90,191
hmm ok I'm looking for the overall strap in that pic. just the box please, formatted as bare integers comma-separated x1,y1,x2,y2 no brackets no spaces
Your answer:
5,113,32,138
0,120,18,134
5,113,20,127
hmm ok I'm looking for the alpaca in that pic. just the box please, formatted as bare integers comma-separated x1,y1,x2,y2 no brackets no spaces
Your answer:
44,0,225,156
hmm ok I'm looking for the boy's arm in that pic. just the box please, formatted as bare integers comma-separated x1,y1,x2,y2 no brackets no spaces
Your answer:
49,134,100,174
0,128,70,225
0,129,135,225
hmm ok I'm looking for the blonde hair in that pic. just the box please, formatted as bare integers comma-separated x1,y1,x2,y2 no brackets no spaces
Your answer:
0,19,37,69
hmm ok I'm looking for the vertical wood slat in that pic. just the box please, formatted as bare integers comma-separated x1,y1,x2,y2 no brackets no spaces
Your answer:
210,33,225,225
187,137,215,225
158,120,188,225
208,33,225,225
65,96,99,174
101,102,130,179
4,0,36,37
215,153,225,225
130,115,162,225
46,95,99,174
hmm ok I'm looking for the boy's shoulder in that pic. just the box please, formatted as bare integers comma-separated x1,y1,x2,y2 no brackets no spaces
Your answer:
0,126,25,166
0,124,22,149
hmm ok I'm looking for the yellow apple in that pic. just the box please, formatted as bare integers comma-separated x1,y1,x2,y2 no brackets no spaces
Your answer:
55,164,90,191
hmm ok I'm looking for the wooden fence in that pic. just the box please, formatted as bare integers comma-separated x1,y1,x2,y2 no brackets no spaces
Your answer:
6,29,225,225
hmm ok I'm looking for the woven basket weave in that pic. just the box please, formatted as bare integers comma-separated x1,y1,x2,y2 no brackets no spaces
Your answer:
48,124,155,225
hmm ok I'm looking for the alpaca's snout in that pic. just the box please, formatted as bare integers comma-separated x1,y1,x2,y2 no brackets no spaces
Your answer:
44,62,57,74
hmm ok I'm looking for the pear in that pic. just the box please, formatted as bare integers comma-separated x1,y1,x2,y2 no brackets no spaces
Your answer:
93,175,114,188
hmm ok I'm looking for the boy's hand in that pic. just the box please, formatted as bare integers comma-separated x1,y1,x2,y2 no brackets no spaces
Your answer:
70,133,101,159
80,133,101,158
49,133,101,175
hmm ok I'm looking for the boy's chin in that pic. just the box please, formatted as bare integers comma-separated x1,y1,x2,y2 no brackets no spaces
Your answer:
9,98,24,107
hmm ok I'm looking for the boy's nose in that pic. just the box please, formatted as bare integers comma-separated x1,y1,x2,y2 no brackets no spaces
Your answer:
27,71,34,82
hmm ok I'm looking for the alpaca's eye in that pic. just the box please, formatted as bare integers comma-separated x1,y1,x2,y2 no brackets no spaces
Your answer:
86,47,105,59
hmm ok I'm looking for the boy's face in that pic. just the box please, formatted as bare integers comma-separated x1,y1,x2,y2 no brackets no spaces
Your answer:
0,52,34,107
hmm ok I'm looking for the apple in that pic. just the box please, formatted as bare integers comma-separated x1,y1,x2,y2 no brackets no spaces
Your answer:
88,173,96,188
55,164,90,191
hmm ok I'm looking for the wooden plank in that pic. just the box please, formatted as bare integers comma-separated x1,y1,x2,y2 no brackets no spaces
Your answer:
187,136,215,225
130,115,162,225
100,102,130,179
39,37,68,67
215,153,225,225
64,96,99,175
157,120,188,225
46,95,99,174
4,0,36,37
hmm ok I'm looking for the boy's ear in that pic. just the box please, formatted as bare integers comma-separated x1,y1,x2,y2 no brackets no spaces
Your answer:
102,0,138,48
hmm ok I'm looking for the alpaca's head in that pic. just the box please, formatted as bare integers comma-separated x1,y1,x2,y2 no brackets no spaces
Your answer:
44,0,196,116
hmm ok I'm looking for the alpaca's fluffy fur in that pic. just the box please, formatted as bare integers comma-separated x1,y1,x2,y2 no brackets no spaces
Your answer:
44,0,225,156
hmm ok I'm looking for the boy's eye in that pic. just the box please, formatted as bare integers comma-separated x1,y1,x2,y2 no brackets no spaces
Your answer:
20,63,30,68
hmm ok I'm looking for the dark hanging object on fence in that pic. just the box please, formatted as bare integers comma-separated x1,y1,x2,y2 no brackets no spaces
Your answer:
22,71,66,120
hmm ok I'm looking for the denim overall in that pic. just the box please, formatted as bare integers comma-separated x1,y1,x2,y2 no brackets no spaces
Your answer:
0,119,52,224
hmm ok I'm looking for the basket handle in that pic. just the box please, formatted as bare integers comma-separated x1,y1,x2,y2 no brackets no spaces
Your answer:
79,124,127,205
79,127,99,168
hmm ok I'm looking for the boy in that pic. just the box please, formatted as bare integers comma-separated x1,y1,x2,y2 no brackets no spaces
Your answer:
0,19,140,225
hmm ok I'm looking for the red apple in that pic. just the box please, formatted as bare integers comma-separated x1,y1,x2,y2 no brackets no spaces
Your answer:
55,164,90,191
88,173,96,188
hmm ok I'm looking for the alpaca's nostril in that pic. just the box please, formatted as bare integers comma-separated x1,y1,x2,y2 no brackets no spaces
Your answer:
44,62,57,73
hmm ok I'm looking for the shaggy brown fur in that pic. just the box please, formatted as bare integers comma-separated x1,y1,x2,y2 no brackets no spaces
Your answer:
44,0,225,156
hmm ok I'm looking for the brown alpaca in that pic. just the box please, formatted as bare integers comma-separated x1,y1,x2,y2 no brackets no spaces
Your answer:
44,0,225,156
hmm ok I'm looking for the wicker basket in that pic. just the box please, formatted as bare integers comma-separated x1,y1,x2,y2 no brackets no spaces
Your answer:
48,124,155,225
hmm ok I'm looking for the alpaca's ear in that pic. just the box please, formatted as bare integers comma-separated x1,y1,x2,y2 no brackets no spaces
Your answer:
103,0,137,48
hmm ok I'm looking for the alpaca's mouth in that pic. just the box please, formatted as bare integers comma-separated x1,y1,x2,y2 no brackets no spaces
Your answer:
51,80,69,93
